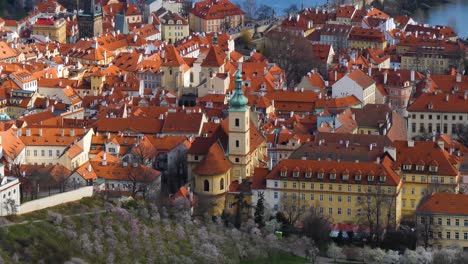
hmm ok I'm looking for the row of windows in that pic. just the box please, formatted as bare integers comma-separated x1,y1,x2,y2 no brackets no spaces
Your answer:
429,231,468,240
203,179,224,192
274,204,366,217
421,216,468,227
411,113,466,121
26,149,61,157
401,175,454,184
273,191,389,204
272,181,393,193
167,26,185,30
167,31,185,37
2,189,16,199
411,122,465,134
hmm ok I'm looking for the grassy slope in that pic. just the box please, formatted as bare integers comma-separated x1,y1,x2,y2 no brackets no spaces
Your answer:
0,198,306,264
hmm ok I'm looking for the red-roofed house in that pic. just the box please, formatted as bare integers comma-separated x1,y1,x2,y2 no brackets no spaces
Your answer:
416,193,468,249
264,157,402,225
189,0,245,32
32,16,66,43
160,11,189,43
332,69,376,105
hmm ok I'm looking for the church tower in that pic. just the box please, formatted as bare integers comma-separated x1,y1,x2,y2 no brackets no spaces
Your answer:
77,0,103,38
228,66,250,181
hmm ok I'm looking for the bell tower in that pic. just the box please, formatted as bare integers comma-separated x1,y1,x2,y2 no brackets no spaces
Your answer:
228,65,250,180
77,0,103,38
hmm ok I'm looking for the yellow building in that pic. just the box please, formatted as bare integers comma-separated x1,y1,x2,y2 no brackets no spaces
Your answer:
348,27,387,50
32,16,66,43
397,38,463,74
416,193,468,250
392,140,460,216
265,157,402,226
160,12,189,44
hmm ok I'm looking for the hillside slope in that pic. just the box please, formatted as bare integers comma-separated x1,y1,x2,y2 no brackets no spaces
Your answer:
0,198,310,263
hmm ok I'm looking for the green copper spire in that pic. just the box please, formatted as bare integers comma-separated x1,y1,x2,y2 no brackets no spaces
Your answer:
213,32,218,46
229,66,248,111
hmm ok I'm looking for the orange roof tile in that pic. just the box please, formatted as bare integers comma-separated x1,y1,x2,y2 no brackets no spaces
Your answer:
190,0,244,20
267,157,400,186
193,143,231,176
417,193,468,216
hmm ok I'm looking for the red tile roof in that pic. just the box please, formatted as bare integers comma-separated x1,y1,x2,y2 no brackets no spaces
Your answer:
190,0,244,20
201,45,226,67
347,69,375,88
391,140,460,176
267,157,400,186
193,143,231,176
407,92,468,113
417,193,468,216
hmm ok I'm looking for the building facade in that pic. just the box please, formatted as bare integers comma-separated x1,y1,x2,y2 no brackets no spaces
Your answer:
416,193,468,250
189,0,244,32
32,16,66,43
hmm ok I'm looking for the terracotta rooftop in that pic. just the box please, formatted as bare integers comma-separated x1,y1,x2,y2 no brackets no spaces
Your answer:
417,193,468,216
193,143,231,176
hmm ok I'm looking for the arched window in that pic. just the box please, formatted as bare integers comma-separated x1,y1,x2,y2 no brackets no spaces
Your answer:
204,180,209,192
220,178,224,190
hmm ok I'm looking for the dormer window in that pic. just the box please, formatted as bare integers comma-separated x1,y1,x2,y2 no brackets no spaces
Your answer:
280,169,287,177
342,174,349,181
355,174,362,181
403,164,412,170
342,169,350,181
305,171,312,178
429,166,438,172
293,170,300,178
317,172,324,179
329,173,336,180
379,176,387,182
416,165,424,171
368,175,375,182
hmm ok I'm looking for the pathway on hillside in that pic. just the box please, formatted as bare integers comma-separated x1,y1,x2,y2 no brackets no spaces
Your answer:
0,210,107,228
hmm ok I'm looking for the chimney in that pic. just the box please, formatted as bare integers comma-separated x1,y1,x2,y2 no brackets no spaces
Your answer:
384,71,388,85
369,144,373,151
39,128,43,137
376,157,381,164
70,129,75,137
368,67,371,76
437,140,444,150
445,94,449,102
456,72,462,83
87,163,92,172
61,129,64,137
410,70,415,82
102,153,107,166
26,128,31,136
